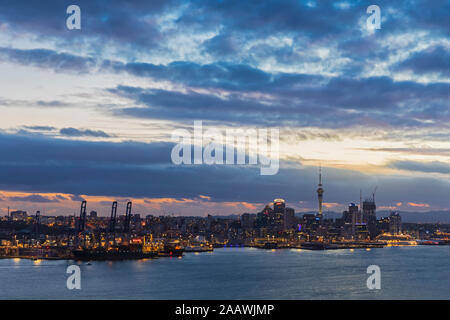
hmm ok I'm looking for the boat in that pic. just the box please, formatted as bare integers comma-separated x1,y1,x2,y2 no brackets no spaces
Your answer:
300,242,327,250
72,247,157,261
158,242,184,257
417,240,445,245
375,233,418,246
184,244,214,252
72,244,157,261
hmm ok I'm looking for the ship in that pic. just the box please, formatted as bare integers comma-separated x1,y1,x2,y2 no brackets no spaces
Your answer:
300,242,327,250
72,237,159,261
72,244,158,261
375,233,418,246
184,243,214,252
157,241,184,257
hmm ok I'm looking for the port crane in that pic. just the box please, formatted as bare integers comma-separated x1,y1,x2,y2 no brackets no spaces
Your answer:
34,210,40,241
123,201,132,234
121,201,133,244
109,201,118,247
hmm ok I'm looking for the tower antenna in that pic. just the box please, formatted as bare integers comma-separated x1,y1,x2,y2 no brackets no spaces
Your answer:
359,189,363,224
319,164,322,186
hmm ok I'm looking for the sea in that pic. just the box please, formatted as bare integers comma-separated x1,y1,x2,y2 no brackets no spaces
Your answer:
0,246,448,299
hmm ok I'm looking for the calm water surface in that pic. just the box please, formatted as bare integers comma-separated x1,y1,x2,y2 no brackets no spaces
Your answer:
0,246,448,299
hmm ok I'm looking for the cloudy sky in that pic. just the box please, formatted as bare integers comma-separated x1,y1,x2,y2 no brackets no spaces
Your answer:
0,0,448,217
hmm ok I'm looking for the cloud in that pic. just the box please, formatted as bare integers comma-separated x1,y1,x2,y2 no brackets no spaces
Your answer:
0,133,448,210
70,194,86,202
110,76,449,129
0,47,97,73
364,148,450,157
8,194,59,203
393,45,450,77
59,128,112,138
391,160,450,174
0,0,449,215
202,34,240,58
24,126,56,131
407,202,430,208
0,1,175,52
1,46,448,130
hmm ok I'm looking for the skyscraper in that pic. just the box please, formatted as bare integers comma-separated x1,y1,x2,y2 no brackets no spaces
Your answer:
317,166,324,219
389,212,402,235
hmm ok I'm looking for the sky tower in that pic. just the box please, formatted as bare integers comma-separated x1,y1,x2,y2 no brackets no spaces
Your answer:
317,166,324,219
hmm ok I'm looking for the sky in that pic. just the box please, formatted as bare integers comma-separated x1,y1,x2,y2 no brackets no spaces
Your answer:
0,0,448,217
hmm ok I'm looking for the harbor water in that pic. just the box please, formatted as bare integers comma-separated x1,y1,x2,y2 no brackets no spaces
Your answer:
0,246,448,299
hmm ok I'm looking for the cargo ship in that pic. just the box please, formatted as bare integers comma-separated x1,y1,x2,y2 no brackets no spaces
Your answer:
72,245,157,261
72,237,159,261
157,242,184,257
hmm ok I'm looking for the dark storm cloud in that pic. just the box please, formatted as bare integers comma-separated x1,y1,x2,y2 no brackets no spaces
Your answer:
59,128,111,138
0,133,448,208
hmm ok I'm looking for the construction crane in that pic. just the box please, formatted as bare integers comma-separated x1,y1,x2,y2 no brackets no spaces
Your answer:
109,201,118,247
372,186,378,202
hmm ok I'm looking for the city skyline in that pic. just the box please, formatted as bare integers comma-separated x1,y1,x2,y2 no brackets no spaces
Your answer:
0,0,449,216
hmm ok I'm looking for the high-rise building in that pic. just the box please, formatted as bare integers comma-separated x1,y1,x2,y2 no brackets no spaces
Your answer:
363,199,377,238
241,213,256,229
389,212,402,235
284,207,295,230
348,203,360,236
273,199,286,213
10,210,27,221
